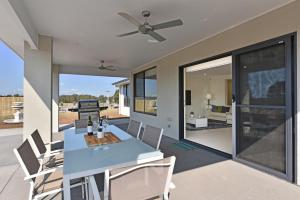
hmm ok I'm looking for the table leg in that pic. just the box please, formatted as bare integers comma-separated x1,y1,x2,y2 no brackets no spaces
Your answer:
63,176,71,200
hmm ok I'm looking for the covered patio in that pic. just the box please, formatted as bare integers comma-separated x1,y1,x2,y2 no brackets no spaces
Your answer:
1,0,300,199
1,122,300,200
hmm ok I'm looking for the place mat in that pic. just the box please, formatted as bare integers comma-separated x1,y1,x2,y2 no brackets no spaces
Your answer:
84,132,121,147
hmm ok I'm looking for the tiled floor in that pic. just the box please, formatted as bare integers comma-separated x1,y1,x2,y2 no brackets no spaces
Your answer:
1,123,300,200
186,127,232,154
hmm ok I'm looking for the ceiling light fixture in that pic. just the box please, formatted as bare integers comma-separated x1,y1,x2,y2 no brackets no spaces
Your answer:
186,56,232,72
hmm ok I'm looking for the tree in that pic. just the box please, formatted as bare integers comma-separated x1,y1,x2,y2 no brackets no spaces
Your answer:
98,95,107,103
113,89,119,104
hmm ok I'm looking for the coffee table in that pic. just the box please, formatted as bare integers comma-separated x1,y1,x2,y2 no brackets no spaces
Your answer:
187,117,208,128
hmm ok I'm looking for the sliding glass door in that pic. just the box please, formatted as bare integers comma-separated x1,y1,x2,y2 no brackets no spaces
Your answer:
233,35,294,181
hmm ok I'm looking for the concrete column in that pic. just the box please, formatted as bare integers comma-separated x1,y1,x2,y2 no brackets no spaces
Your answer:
52,64,59,133
23,35,53,143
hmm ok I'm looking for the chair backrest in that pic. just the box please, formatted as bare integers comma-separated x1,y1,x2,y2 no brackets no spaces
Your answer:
31,129,47,155
141,125,163,150
106,156,176,200
74,119,88,129
126,120,142,139
14,139,41,178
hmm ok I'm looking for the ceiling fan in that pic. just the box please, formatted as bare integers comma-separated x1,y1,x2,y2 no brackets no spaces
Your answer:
98,60,116,71
117,10,183,42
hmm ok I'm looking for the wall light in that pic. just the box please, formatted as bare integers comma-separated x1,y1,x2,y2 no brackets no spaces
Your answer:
186,56,232,72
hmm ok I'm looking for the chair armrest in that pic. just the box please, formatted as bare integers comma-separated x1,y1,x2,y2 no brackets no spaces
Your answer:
37,149,63,159
24,168,57,180
45,140,63,145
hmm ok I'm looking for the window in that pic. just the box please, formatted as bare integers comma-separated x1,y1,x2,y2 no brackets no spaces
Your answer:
123,84,130,107
134,67,157,115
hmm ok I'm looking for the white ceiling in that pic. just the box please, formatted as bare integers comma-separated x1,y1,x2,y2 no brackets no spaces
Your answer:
187,64,232,77
22,0,293,72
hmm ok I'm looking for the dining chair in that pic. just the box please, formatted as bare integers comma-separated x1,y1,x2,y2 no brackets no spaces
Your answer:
74,119,88,129
88,156,176,200
126,119,142,139
13,139,84,200
29,129,64,168
141,125,164,150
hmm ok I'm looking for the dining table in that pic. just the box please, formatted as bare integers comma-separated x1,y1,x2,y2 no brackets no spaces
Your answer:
63,124,164,200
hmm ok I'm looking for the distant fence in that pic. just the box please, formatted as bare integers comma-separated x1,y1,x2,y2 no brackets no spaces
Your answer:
0,97,23,117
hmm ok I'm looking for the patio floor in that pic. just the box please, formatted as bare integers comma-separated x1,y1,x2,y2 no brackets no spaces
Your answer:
1,122,300,200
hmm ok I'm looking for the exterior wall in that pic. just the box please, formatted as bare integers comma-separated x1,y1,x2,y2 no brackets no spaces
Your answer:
118,85,130,116
130,1,300,183
23,35,52,143
52,64,59,133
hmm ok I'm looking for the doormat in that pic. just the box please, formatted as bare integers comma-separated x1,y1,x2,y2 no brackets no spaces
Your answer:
172,142,196,150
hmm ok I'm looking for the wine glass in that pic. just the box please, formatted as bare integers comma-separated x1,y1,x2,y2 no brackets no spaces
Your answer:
93,120,98,135
103,119,108,133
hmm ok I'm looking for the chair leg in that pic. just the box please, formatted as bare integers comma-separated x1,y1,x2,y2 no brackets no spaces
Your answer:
85,177,89,200
163,193,169,200
81,178,85,199
28,182,34,200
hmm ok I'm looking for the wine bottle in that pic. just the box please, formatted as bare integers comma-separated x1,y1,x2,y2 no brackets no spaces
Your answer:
97,125,103,139
99,118,103,127
87,115,93,136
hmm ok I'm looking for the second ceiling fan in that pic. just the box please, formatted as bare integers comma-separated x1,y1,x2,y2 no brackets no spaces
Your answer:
117,10,183,42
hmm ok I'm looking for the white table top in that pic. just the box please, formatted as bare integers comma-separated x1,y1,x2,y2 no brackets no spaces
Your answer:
63,125,163,178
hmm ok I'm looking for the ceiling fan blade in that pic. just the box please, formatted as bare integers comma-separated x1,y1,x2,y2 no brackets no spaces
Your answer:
104,67,116,71
152,19,183,30
117,30,139,37
118,12,141,27
147,30,166,42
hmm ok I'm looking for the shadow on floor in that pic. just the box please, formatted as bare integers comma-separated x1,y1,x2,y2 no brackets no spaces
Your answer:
114,123,228,174
54,121,228,174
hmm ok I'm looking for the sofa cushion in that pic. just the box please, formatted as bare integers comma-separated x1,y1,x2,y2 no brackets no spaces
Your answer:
210,112,226,117
211,105,228,113
222,106,230,113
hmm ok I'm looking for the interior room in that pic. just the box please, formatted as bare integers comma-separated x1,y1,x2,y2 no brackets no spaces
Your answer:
184,57,233,154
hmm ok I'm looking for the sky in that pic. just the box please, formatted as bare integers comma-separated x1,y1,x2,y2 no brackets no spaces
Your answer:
0,41,24,95
0,40,124,96
60,74,123,96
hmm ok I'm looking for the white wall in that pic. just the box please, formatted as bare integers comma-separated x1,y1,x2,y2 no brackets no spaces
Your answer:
52,64,59,133
129,1,300,184
118,84,130,116
185,73,210,118
185,73,231,118
210,75,232,106
24,35,52,143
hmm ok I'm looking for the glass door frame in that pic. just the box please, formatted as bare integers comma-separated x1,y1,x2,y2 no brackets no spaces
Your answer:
232,33,296,182
178,52,233,158
178,32,296,182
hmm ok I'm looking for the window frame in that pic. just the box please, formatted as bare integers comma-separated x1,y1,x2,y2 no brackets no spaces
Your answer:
133,66,157,116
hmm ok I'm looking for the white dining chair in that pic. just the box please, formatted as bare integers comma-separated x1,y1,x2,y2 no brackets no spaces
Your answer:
88,156,176,200
126,119,142,139
14,139,85,200
142,125,164,150
29,129,63,167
